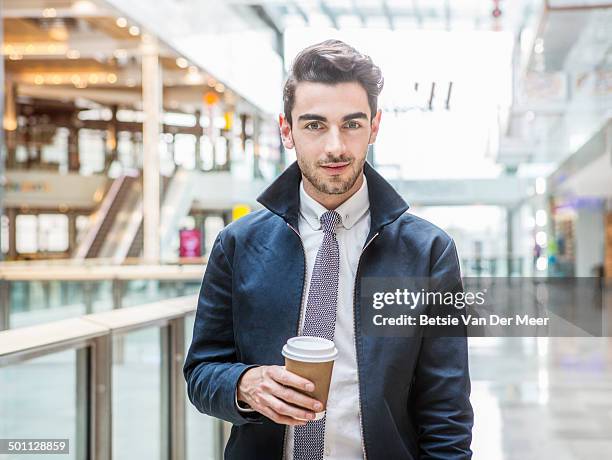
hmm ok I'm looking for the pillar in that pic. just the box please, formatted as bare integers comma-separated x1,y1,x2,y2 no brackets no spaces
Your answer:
575,204,605,277
3,79,17,169
68,213,78,254
7,208,17,260
68,118,81,172
141,33,161,263
195,110,202,170
506,207,514,276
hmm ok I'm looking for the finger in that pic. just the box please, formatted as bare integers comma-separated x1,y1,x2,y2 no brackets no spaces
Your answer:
268,380,322,413
258,401,308,426
262,393,317,422
270,367,315,392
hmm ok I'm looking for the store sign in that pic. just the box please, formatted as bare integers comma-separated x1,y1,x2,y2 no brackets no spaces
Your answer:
179,229,201,258
4,171,108,209
232,204,251,221
6,180,50,193
524,72,568,102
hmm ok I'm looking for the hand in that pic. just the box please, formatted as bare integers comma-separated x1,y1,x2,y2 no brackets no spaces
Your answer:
237,365,323,426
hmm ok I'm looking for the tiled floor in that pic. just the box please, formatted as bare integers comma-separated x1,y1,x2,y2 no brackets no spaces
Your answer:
469,337,612,459
2,326,611,459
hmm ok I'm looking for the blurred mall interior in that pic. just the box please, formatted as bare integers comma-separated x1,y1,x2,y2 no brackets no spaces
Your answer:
0,0,611,459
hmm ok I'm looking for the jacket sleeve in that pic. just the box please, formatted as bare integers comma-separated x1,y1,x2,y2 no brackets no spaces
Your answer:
413,237,474,459
183,231,264,426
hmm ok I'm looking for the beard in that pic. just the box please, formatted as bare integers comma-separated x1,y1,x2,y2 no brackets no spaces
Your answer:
296,151,366,195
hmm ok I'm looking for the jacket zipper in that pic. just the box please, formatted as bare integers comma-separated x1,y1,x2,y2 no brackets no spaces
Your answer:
282,222,308,460
353,231,379,460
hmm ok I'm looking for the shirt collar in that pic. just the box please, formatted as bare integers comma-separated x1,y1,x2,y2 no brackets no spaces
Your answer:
299,175,370,231
257,161,409,237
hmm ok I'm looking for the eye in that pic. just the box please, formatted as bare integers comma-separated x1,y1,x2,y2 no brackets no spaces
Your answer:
305,121,323,130
345,120,361,129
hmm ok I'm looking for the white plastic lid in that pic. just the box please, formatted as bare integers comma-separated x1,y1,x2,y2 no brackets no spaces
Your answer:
282,336,338,363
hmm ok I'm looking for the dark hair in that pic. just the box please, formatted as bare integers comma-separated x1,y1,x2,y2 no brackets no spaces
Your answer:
283,39,384,126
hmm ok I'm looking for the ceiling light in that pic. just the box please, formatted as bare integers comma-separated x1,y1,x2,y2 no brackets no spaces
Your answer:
186,71,204,84
66,49,80,59
176,57,188,68
88,74,99,84
49,24,69,41
107,73,118,84
8,54,23,61
128,26,140,36
116,17,128,28
534,38,544,54
215,83,225,93
71,75,81,85
72,1,97,15
188,65,198,74
42,8,57,18
51,75,62,84
34,75,44,85
114,49,128,59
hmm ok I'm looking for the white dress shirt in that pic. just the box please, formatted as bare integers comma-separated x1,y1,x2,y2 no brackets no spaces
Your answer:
282,175,370,460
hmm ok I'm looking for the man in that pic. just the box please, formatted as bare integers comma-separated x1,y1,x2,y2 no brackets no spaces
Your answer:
184,39,473,459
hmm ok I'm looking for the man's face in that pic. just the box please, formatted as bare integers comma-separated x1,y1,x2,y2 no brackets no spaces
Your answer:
280,81,381,195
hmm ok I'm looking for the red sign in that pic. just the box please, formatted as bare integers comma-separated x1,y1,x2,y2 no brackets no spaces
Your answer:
179,229,201,257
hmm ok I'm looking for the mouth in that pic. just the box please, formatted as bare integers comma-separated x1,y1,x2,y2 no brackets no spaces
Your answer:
320,161,350,175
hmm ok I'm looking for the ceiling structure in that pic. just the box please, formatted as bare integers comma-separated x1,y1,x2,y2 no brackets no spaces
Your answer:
3,0,611,206
500,3,612,178
231,0,536,34
1,0,251,115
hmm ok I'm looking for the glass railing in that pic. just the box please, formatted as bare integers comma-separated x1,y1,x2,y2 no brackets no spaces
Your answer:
0,264,204,331
0,296,223,460
460,257,528,277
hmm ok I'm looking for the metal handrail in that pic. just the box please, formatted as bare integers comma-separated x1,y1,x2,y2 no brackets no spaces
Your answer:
0,295,211,460
0,264,205,281
0,257,207,268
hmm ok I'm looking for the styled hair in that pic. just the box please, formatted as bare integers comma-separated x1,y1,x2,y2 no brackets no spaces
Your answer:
283,39,384,125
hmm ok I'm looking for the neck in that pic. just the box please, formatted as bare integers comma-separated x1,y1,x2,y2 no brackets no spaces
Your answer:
302,173,364,210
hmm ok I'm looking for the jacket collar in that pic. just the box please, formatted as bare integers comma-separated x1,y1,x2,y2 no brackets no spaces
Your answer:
257,161,409,237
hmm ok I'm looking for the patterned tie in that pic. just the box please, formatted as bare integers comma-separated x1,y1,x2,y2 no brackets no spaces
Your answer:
293,210,341,460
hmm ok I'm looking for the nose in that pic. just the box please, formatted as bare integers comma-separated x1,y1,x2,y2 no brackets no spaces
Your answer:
324,126,344,156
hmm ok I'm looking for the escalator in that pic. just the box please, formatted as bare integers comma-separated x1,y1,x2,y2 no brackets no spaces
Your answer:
74,173,140,260
94,179,142,263
75,168,197,263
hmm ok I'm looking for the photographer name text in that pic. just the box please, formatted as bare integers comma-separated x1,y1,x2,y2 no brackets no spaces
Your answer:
373,314,550,327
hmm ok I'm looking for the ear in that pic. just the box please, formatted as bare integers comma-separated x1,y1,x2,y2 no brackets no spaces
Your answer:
279,113,294,149
368,109,382,145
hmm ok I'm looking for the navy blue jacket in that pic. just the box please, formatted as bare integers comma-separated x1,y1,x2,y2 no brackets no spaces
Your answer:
184,161,473,459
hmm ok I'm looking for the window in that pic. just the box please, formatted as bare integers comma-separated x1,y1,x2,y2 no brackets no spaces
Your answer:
1,215,8,254
16,214,70,253
38,214,69,252
16,215,37,253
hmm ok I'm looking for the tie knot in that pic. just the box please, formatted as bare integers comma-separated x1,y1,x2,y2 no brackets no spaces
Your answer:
320,210,341,234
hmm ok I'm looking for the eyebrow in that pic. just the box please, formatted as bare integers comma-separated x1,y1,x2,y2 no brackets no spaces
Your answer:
297,112,369,123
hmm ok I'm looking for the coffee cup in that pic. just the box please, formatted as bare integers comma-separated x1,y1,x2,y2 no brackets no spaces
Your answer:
281,336,338,421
